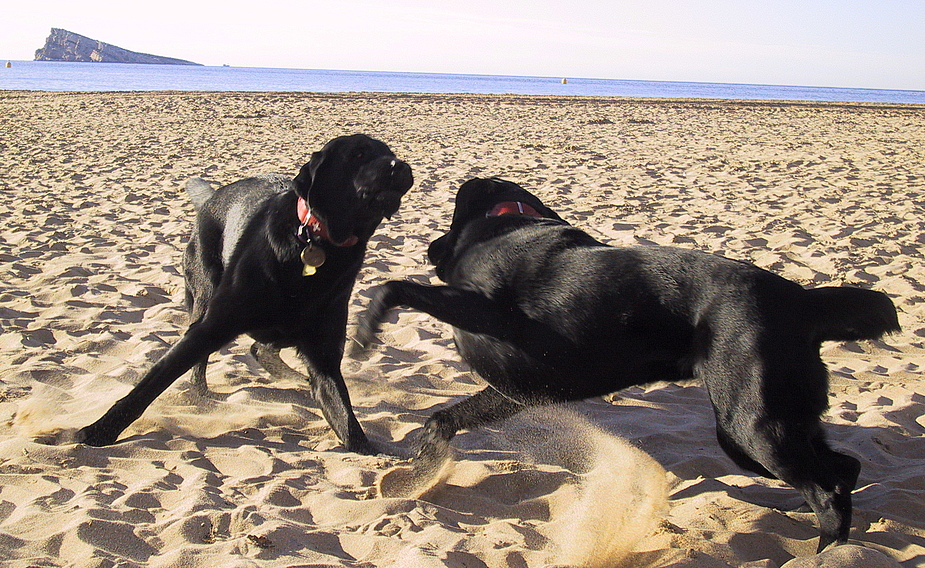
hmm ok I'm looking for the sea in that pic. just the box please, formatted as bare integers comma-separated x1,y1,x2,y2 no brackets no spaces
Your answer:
2,60,924,104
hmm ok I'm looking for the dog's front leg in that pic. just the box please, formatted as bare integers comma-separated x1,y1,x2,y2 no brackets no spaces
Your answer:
76,321,237,446
355,281,523,349
298,334,376,456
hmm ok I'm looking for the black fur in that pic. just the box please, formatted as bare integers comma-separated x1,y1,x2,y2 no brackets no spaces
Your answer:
76,134,413,454
357,177,900,551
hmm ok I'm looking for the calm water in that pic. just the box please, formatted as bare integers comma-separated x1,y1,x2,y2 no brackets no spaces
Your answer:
2,60,923,104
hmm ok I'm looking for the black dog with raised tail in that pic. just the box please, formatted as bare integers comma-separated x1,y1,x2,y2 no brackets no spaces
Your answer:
357,177,899,551
77,134,413,454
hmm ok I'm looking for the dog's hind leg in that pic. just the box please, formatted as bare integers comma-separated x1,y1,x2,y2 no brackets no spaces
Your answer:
705,337,856,552
785,439,857,552
379,386,525,498
716,418,856,553
183,229,223,396
184,280,214,396
76,317,240,446
185,307,212,395
190,359,209,395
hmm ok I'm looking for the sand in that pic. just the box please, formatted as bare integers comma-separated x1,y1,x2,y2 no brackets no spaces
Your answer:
0,90,923,567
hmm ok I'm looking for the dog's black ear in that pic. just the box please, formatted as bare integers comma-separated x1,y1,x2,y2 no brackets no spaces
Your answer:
427,233,456,281
294,150,326,198
449,178,493,229
536,203,566,223
428,234,450,266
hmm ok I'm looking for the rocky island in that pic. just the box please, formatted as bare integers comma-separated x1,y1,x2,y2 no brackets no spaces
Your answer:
34,28,200,65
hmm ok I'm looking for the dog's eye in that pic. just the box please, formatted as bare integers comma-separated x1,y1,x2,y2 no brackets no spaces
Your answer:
353,150,365,160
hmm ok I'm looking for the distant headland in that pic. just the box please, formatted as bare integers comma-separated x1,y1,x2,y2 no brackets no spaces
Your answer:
34,28,201,66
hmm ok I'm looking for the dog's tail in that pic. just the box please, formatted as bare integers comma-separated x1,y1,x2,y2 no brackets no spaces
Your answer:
806,286,900,343
185,177,215,210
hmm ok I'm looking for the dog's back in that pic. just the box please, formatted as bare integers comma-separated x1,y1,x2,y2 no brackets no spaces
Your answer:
184,175,296,273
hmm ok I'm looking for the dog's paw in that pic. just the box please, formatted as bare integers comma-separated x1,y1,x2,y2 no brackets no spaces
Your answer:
346,437,381,456
353,283,400,353
377,435,454,498
351,320,381,354
74,425,117,447
377,453,453,499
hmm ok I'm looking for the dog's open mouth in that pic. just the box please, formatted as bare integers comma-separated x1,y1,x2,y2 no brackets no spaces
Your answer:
372,189,406,219
319,220,359,247
307,213,359,247
357,158,413,219
332,234,359,247
298,197,359,247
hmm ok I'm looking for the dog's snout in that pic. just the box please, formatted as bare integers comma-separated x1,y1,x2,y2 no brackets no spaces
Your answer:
354,156,412,210
389,159,413,190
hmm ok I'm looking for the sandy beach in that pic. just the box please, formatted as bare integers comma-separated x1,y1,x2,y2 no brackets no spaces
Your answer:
1,90,923,567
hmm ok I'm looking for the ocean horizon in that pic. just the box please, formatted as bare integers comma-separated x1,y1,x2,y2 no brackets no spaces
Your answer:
2,60,924,104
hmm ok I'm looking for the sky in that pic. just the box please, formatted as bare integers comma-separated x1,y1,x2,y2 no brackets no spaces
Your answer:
3,0,924,91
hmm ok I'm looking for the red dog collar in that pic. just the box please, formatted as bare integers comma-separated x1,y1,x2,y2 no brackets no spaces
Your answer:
297,196,358,246
486,201,544,218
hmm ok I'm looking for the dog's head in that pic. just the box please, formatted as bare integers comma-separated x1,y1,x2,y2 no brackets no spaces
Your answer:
294,134,413,246
428,177,563,278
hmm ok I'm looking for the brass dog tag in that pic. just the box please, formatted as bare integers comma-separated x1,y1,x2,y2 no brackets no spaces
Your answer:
300,244,326,276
